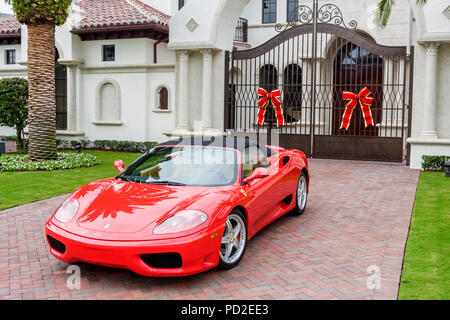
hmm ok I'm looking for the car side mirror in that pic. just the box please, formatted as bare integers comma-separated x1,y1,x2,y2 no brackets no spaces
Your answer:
114,159,125,173
243,167,270,184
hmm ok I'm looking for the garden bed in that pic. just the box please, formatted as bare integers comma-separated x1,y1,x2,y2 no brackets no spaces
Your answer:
0,152,101,172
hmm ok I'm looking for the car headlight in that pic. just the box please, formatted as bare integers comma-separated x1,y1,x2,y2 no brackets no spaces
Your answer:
153,210,208,235
54,198,79,223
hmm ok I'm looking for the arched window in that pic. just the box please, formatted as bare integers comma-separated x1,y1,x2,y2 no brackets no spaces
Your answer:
55,48,67,130
95,79,121,123
259,64,278,92
158,87,169,110
283,64,302,109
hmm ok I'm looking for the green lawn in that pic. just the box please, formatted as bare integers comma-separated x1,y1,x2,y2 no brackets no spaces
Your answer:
398,172,450,300
0,150,140,211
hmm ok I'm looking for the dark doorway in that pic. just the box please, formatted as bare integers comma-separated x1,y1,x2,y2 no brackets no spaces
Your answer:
283,64,302,123
333,42,383,136
259,65,278,126
55,49,67,130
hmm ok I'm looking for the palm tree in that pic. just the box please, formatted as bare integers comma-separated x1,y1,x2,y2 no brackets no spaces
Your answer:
375,0,427,28
6,0,72,161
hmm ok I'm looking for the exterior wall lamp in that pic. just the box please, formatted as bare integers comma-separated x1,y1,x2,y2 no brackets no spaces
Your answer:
75,142,82,154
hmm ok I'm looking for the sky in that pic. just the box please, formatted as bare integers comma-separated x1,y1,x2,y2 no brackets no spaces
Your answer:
0,0,171,15
0,2,12,14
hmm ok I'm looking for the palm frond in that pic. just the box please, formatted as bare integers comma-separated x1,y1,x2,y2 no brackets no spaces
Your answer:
375,0,396,29
416,0,427,7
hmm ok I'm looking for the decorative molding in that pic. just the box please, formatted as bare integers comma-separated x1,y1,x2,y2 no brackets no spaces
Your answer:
178,50,190,61
154,84,172,112
80,64,175,74
407,137,450,146
55,131,86,137
417,33,450,44
424,42,440,55
95,78,122,124
200,49,213,61
58,59,84,66
92,121,123,126
186,18,199,32
233,41,252,49
443,5,450,20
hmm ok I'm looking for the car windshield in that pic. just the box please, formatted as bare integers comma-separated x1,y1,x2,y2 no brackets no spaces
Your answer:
118,146,238,186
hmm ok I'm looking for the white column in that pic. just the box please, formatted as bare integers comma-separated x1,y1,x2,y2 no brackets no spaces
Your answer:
173,50,192,135
66,64,78,132
420,42,439,138
201,50,213,130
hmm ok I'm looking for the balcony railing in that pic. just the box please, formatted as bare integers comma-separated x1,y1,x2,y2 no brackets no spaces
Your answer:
234,17,248,43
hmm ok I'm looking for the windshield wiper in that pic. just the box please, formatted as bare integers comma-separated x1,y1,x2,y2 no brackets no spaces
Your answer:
149,181,187,186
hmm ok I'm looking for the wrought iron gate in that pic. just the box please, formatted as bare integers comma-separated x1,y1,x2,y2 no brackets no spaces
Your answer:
224,2,413,162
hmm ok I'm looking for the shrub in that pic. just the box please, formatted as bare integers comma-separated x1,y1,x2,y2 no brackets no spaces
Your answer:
0,152,100,172
56,139,157,153
0,136,19,142
421,155,449,171
0,78,28,148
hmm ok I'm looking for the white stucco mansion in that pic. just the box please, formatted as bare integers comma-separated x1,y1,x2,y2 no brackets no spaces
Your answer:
0,0,449,169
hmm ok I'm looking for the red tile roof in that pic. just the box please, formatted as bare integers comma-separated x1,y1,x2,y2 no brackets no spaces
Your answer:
0,15,21,36
74,0,170,30
0,0,170,36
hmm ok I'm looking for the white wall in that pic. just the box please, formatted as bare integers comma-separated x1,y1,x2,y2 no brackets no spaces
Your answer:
78,38,176,143
408,0,450,169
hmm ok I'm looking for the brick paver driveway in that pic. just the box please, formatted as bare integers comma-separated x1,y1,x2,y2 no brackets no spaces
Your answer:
0,159,420,300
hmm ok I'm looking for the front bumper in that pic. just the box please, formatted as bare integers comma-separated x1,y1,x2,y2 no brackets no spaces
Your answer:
45,221,225,277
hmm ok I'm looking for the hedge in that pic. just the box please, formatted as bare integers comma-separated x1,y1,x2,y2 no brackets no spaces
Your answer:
422,155,449,171
56,139,158,153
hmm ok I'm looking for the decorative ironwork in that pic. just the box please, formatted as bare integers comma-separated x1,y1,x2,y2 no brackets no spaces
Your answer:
234,17,248,43
275,2,357,32
226,22,412,162
275,5,313,32
317,4,357,29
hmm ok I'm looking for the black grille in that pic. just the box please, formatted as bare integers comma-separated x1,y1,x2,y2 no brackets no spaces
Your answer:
47,236,66,254
141,253,182,269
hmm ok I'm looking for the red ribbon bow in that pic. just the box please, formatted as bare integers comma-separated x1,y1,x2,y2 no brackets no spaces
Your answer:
340,87,375,130
257,88,285,128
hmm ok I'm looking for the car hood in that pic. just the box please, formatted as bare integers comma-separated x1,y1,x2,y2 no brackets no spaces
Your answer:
67,179,213,235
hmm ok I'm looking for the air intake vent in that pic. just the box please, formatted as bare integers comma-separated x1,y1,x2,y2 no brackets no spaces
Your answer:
47,236,66,254
141,253,182,269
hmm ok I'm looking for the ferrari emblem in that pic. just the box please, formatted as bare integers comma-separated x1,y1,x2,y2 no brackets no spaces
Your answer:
229,235,234,243
211,232,219,239
240,189,247,197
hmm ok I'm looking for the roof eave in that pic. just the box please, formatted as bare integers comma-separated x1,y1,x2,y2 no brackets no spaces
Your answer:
71,23,168,35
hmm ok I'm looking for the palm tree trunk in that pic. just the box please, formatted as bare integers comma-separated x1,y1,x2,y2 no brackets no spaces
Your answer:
27,22,57,161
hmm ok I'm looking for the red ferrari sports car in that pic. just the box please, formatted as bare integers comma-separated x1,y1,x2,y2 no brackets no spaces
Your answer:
45,137,309,277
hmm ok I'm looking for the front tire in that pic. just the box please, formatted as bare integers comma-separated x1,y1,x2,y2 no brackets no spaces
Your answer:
291,171,308,216
218,210,248,269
